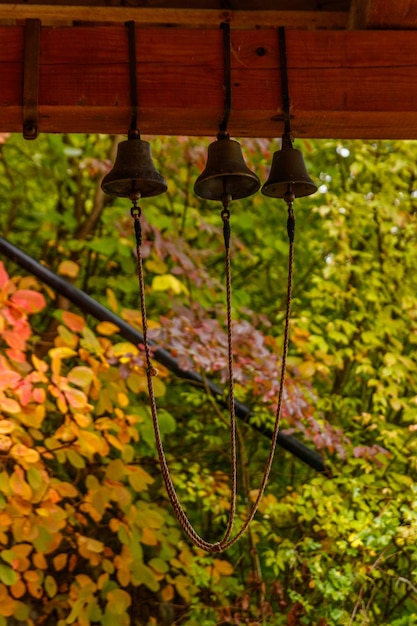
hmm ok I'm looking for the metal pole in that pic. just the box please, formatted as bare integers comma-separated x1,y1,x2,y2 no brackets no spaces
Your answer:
0,236,327,474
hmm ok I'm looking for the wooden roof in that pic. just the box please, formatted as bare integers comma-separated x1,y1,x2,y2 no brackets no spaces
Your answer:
0,1,416,139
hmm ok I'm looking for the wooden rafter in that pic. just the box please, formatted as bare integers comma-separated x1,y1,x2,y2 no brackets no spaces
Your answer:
0,5,348,30
0,1,417,140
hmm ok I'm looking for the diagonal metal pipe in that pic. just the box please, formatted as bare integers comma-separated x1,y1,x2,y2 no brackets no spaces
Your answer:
0,236,327,474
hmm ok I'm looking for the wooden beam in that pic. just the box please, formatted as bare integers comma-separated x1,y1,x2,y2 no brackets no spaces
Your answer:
366,0,417,28
349,0,417,29
0,5,348,30
1,26,417,139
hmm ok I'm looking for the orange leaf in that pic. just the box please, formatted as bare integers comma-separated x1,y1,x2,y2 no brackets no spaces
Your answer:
213,559,234,576
0,395,20,414
53,554,68,572
62,311,85,333
10,578,26,599
0,262,9,288
161,584,174,602
32,553,47,570
11,290,46,314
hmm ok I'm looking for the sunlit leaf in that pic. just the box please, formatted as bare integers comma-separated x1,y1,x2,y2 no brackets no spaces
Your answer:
62,311,86,333
11,290,46,313
96,321,120,336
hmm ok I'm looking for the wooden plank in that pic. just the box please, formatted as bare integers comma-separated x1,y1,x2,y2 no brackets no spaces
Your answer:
1,27,417,138
366,0,417,28
0,5,348,29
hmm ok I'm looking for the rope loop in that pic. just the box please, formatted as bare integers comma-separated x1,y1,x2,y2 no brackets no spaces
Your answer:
131,203,295,552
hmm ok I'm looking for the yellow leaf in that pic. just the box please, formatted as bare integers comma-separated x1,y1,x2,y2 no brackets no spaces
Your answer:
67,366,94,388
75,574,96,590
53,481,78,498
78,535,104,554
117,392,129,408
49,347,77,360
78,430,108,456
151,274,188,295
10,444,40,465
298,360,317,379
73,413,92,428
0,436,11,453
96,321,120,336
31,354,48,374
58,260,80,278
0,421,15,434
106,588,132,612
106,289,119,313
106,459,126,481
9,467,32,499
106,434,124,451
64,387,89,410
111,342,138,358
128,466,154,492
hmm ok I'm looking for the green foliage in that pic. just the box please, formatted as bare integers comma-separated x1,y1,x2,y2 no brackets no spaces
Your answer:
0,132,417,624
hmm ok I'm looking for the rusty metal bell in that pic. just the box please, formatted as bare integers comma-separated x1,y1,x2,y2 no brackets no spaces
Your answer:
101,134,167,198
194,136,260,201
262,133,317,199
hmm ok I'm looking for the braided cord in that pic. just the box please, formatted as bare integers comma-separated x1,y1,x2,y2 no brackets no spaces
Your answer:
131,201,294,552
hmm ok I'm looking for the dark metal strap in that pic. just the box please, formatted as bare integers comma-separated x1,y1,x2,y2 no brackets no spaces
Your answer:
278,26,291,137
126,20,139,135
218,22,231,136
23,19,41,140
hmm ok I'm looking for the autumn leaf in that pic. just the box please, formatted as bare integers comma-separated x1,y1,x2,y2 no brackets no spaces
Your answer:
0,262,9,289
67,366,94,388
62,311,86,333
96,321,120,336
11,290,46,313
58,260,80,278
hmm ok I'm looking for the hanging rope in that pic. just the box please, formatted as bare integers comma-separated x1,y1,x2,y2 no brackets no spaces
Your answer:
131,195,295,552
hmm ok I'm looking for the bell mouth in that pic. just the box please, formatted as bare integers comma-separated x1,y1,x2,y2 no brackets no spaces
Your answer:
261,134,317,199
194,138,260,202
101,138,168,199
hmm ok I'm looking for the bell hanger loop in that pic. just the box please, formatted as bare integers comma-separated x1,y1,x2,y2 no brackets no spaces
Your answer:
194,22,260,204
261,27,317,204
101,21,167,200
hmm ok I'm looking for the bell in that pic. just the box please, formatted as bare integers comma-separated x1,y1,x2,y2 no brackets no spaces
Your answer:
101,134,167,198
194,136,260,201
262,133,317,199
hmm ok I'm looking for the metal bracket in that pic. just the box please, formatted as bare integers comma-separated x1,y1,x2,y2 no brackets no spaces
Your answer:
278,26,291,137
23,19,41,140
